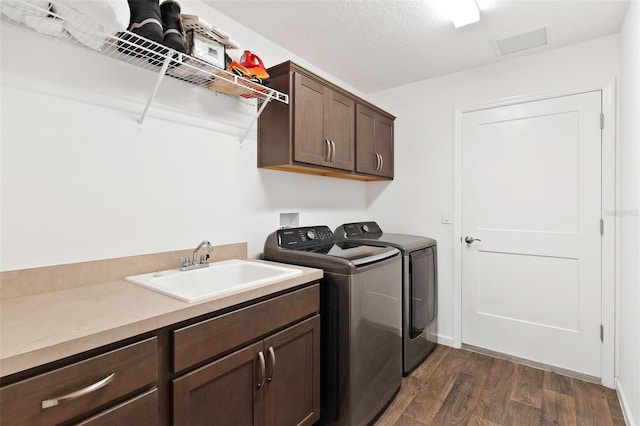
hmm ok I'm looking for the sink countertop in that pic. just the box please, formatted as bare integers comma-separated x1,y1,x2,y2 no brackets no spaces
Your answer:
0,259,322,378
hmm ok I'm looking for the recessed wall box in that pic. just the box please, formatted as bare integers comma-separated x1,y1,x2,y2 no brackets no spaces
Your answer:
279,212,300,228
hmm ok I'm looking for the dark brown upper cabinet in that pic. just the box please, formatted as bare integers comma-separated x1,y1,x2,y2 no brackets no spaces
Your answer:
258,61,395,181
293,73,355,171
356,104,394,178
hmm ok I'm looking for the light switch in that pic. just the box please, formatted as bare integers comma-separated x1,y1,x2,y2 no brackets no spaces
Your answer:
442,209,453,224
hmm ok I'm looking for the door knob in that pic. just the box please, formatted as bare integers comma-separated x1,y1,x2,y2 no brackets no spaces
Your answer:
464,236,482,244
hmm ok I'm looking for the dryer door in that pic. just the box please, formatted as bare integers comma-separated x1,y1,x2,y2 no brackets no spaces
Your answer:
409,247,437,338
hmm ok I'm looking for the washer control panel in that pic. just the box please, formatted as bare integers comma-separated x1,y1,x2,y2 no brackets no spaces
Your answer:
277,226,335,249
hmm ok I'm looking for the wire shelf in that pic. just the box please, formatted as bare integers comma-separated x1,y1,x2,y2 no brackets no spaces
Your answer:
1,0,287,141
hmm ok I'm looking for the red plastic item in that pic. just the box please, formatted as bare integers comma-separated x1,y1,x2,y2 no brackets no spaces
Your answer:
240,50,270,81
240,50,260,67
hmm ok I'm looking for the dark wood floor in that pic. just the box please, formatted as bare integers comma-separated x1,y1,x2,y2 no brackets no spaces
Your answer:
374,345,626,425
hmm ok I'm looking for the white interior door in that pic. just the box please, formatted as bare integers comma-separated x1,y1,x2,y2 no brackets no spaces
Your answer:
461,91,603,378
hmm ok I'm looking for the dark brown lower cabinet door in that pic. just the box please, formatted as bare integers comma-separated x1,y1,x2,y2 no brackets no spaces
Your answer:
264,315,321,426
173,341,264,426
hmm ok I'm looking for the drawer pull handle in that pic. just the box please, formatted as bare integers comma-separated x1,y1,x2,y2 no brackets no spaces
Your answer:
267,346,276,382
41,373,115,409
257,351,266,388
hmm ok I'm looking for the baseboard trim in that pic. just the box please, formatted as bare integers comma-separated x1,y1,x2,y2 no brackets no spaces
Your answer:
430,332,454,347
616,377,637,426
462,344,602,385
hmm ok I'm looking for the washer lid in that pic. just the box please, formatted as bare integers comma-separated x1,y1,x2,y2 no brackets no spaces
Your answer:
264,226,400,271
296,242,399,265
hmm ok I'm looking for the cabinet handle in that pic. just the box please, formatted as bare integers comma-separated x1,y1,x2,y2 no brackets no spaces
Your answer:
41,373,115,409
375,153,381,171
325,139,331,162
257,351,266,388
330,140,336,163
379,154,384,171
267,346,276,382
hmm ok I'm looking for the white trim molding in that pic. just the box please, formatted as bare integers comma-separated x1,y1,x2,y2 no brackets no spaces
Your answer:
453,80,618,387
616,377,637,426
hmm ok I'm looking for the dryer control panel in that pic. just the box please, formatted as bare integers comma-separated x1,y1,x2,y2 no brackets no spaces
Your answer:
339,222,383,238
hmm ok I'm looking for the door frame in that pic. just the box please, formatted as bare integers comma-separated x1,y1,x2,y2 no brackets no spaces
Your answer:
452,81,617,387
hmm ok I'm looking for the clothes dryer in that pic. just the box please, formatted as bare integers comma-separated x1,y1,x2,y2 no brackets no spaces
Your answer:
335,221,437,375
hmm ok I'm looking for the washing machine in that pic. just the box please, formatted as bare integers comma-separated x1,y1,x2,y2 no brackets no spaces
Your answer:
335,221,438,375
264,225,402,426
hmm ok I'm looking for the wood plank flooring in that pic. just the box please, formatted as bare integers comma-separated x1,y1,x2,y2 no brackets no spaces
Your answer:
374,345,626,425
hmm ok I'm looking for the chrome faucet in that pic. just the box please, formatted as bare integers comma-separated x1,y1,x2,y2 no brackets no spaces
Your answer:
179,240,213,271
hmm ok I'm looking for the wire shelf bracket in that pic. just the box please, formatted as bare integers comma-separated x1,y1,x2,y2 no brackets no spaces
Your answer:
139,54,174,127
239,92,273,146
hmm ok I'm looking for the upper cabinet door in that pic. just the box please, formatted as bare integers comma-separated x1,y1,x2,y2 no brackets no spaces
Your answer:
293,74,330,167
375,113,394,178
293,73,354,172
356,104,394,178
325,90,355,171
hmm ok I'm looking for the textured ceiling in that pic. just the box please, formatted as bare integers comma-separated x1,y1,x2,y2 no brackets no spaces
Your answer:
204,0,630,94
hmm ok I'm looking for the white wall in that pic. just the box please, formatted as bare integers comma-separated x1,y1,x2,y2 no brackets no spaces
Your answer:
1,12,634,415
617,0,640,423
0,1,372,271
366,35,620,346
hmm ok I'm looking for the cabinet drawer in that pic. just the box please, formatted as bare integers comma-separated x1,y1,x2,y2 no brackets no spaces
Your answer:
174,284,319,372
75,388,158,426
0,337,157,425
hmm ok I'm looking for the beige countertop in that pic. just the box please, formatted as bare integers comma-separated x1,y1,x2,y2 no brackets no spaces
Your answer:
0,258,322,378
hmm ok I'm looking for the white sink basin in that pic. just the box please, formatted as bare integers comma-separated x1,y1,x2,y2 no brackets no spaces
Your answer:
125,259,303,302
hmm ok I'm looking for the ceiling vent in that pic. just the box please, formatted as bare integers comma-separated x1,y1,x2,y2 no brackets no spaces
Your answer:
493,26,549,56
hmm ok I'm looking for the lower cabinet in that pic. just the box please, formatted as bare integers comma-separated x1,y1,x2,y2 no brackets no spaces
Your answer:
0,338,158,425
0,283,320,425
173,315,320,426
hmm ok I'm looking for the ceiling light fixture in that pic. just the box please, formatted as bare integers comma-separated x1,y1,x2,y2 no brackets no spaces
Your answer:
443,0,480,28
